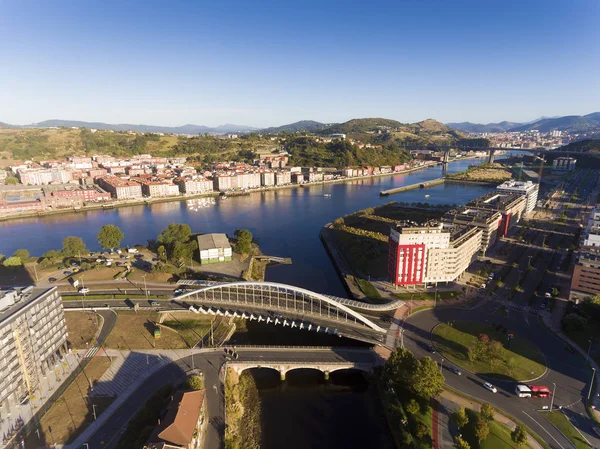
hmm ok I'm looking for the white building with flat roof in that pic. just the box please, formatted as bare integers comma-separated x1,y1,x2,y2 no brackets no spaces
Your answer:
198,233,232,264
496,180,539,215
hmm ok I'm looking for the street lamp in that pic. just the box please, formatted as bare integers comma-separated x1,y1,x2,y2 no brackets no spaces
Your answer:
143,273,148,299
587,339,593,363
440,358,444,372
589,368,596,401
550,382,556,411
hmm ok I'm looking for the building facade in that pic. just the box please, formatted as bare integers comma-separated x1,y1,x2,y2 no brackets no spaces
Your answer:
97,177,143,199
497,180,539,215
0,287,68,410
571,207,600,299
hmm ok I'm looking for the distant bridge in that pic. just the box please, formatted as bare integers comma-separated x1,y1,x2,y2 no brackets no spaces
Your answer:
174,281,402,345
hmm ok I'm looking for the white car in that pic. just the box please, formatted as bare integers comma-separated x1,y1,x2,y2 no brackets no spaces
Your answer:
483,382,497,393
78,287,90,294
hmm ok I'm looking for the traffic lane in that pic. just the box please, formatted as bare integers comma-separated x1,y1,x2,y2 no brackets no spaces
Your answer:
233,348,376,364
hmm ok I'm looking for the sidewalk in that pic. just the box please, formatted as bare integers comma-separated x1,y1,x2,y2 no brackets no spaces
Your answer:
439,390,545,449
1,352,79,448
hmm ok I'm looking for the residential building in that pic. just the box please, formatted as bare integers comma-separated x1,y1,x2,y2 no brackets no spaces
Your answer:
70,156,93,169
552,157,577,172
497,180,539,215
571,207,600,300
17,168,74,186
177,179,214,194
275,171,291,185
465,192,527,236
260,172,275,186
139,180,180,198
291,173,305,184
97,177,143,200
387,221,482,286
0,287,68,411
198,233,232,264
443,207,501,253
145,390,205,449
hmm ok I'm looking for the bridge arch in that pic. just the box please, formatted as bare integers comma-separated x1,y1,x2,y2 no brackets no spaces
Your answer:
177,281,387,333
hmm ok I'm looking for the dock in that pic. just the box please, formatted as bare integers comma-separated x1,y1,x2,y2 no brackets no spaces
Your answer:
380,177,445,196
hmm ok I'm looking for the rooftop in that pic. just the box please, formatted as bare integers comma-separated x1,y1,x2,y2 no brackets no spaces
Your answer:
0,287,56,324
467,191,525,210
148,390,205,447
197,233,231,250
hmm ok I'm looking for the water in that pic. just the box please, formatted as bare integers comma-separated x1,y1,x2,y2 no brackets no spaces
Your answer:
251,369,395,449
0,158,495,295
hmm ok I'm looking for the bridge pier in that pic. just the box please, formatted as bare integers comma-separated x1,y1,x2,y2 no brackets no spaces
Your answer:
443,148,450,164
280,371,286,381
324,371,330,381
488,149,495,164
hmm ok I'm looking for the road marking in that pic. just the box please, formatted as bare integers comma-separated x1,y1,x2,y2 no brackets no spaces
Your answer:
565,413,592,446
522,410,566,449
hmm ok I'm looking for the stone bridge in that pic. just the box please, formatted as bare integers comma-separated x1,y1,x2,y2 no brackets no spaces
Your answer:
227,360,375,380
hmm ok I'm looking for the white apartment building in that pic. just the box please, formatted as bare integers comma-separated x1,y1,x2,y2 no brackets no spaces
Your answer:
177,179,214,194
261,172,275,186
388,221,482,286
0,287,68,410
275,171,291,185
497,180,539,215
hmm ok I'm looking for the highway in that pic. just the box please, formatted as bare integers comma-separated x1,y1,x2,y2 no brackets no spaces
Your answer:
402,301,598,449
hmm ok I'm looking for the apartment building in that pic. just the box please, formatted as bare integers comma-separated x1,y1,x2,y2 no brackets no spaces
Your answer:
97,177,143,199
17,168,74,186
0,287,68,410
176,179,214,194
466,192,527,236
443,207,501,253
387,221,482,286
43,185,111,208
260,172,275,186
571,207,600,299
497,180,539,215
552,157,577,172
139,180,180,198
275,171,291,185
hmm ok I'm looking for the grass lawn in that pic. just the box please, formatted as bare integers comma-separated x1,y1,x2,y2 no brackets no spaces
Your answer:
542,411,591,449
331,228,389,279
356,279,382,300
65,311,100,350
413,403,433,449
104,311,192,350
432,321,546,381
127,269,175,283
162,317,213,347
36,356,113,445
393,290,460,301
66,266,123,283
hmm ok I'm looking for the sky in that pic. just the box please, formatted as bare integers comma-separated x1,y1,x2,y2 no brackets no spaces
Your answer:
0,0,599,128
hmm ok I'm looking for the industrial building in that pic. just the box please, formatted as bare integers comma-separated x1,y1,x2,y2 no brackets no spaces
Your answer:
197,233,233,264
497,180,539,215
0,287,68,412
387,220,482,286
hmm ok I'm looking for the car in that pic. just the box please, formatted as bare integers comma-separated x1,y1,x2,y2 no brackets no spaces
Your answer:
71,262,79,267
174,287,185,295
545,292,552,298
449,366,462,375
151,301,160,306
488,273,495,280
428,345,436,354
78,287,90,294
483,382,497,393
64,270,72,275
480,283,486,289
48,277,57,283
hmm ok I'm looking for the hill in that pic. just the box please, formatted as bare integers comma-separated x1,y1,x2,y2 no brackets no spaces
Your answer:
509,113,600,133
259,120,329,134
22,119,257,135
447,121,524,133
558,139,600,153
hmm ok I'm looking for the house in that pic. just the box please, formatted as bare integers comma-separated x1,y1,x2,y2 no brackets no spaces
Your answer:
197,233,232,264
145,390,205,449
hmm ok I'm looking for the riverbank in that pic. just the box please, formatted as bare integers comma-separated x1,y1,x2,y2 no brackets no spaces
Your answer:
0,161,440,223
225,368,261,449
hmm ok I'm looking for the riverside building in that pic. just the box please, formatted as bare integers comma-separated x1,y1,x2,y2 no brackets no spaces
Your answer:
497,180,539,215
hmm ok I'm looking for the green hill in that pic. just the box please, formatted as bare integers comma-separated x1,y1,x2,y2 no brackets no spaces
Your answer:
259,120,329,134
559,139,600,153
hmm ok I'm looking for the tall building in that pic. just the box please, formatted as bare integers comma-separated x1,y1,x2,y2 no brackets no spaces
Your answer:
0,287,68,410
443,207,501,254
571,207,600,300
497,180,539,215
465,192,527,236
553,157,577,172
387,221,482,286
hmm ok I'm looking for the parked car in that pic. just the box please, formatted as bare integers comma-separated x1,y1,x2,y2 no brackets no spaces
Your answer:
174,287,185,295
449,366,462,375
428,345,436,354
480,283,486,289
78,287,90,294
151,301,160,306
483,382,497,393
48,277,57,283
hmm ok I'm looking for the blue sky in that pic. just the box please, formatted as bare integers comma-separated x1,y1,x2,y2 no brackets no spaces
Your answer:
0,0,598,127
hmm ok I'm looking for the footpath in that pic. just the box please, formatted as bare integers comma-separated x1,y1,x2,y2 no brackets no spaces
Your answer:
432,390,545,449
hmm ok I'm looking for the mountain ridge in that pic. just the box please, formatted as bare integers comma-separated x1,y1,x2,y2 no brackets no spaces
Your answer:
448,112,600,133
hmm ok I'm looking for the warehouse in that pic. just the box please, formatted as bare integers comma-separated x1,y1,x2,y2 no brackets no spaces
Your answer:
197,233,232,264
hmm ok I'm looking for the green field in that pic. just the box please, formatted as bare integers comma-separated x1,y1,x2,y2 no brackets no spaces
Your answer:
432,321,546,381
542,411,592,449
463,409,534,449
356,279,382,300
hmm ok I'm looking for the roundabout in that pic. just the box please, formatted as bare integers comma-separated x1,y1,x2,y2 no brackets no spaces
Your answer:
431,321,546,381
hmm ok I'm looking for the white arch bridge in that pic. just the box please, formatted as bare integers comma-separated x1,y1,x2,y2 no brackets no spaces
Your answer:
174,281,403,345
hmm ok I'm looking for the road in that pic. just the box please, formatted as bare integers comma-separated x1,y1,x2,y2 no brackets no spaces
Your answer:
402,301,598,449
74,348,377,449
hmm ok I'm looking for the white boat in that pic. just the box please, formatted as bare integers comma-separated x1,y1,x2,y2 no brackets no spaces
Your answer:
221,196,228,200
324,193,332,198
425,194,430,198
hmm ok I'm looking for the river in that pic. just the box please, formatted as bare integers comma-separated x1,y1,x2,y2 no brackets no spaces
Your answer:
0,158,496,296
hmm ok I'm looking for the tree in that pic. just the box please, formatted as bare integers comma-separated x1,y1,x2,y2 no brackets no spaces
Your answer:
158,223,192,249
411,357,444,400
234,229,253,255
3,256,22,267
62,236,87,257
0,254,4,263
13,249,30,260
453,436,471,449
487,340,505,360
384,347,417,387
185,375,204,391
511,425,528,447
97,225,124,250
562,313,588,332
157,245,167,262
451,407,469,429
474,416,490,442
405,399,419,415
414,422,429,440
480,403,494,422
5,176,18,185
43,250,60,261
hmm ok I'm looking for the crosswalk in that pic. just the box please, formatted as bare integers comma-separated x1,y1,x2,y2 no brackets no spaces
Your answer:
90,352,170,397
83,345,100,358
487,297,534,314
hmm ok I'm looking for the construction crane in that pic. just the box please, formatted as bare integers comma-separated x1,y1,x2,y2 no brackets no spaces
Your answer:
533,154,546,183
